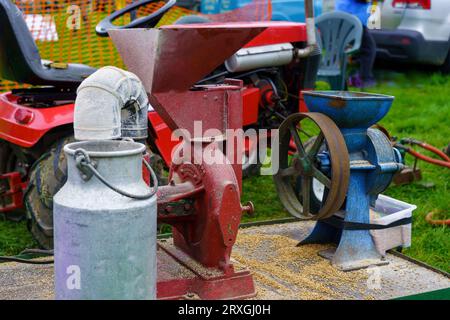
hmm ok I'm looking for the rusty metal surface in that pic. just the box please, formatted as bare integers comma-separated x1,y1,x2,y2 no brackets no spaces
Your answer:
393,167,422,185
273,112,350,220
109,24,266,135
148,84,242,136
109,24,267,94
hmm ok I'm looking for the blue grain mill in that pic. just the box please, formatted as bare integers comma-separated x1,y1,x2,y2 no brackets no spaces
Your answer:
274,91,407,271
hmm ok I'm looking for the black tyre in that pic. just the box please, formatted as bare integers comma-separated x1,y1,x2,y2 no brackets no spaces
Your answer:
441,48,450,74
242,134,266,179
242,164,262,179
24,136,74,249
242,150,262,179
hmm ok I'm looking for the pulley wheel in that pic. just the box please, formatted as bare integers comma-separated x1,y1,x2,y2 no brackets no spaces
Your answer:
273,112,350,220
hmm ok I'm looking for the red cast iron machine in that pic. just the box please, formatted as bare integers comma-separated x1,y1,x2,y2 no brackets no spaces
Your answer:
109,23,274,299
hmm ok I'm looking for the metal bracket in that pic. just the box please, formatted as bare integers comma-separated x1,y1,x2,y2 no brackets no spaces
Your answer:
74,149,97,181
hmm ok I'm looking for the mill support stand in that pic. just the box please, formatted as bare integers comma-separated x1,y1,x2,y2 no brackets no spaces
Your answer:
274,91,404,271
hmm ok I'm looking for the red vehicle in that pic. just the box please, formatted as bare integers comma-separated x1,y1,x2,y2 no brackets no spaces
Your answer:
0,0,319,248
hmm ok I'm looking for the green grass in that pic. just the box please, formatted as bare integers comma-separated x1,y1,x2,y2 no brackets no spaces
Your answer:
1,68,449,273
372,71,450,272
0,218,36,256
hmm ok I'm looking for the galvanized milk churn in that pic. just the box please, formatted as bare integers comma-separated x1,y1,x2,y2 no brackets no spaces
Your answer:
53,139,158,300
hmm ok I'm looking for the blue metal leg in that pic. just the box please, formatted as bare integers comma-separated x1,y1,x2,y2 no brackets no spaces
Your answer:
331,171,386,271
299,221,341,245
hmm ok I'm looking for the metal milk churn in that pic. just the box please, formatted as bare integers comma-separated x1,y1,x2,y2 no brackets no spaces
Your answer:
53,139,157,300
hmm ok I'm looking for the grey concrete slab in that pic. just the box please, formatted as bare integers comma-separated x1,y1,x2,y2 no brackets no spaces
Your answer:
235,222,449,299
0,221,448,300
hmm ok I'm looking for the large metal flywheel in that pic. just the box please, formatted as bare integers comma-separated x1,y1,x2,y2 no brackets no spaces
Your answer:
273,112,350,220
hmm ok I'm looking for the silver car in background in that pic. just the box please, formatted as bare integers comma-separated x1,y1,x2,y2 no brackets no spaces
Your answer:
370,0,450,72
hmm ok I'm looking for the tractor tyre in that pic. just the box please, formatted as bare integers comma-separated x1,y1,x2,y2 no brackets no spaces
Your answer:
24,136,74,249
242,135,266,179
242,162,262,179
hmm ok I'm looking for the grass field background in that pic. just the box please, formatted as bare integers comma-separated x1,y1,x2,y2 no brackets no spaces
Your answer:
0,65,449,273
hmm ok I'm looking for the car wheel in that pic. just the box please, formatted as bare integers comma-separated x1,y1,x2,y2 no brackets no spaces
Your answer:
441,48,450,74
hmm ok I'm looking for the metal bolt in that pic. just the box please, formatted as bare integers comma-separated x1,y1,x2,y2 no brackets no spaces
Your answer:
241,201,255,216
184,292,200,300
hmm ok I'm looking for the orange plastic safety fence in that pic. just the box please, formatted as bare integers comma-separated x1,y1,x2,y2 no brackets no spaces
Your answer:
0,0,194,92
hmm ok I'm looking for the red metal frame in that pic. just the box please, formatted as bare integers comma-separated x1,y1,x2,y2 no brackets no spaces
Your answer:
392,0,431,9
244,22,307,47
0,93,73,148
148,81,254,299
157,243,255,300
147,86,261,166
147,111,178,166
165,21,307,48
0,172,26,212
299,89,314,112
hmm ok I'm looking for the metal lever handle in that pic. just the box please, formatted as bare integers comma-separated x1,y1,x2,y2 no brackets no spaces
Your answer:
74,148,158,200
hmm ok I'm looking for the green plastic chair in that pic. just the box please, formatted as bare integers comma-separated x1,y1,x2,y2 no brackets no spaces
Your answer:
316,11,363,90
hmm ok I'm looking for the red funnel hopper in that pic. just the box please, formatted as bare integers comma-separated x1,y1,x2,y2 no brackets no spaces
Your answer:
109,24,266,134
109,23,266,93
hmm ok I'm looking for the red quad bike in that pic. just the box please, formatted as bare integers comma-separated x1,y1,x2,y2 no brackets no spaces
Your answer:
0,0,320,248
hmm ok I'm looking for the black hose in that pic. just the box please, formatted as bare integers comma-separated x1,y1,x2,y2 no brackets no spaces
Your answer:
196,67,278,85
20,249,54,256
0,256,54,264
196,70,229,84
0,248,54,264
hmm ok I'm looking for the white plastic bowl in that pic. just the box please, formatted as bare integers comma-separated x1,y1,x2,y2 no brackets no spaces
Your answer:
370,194,417,256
